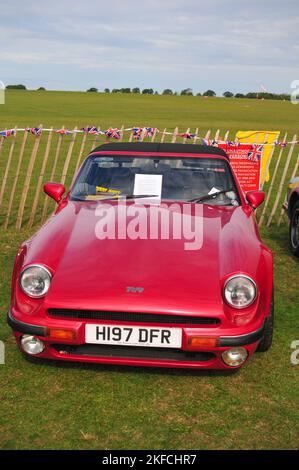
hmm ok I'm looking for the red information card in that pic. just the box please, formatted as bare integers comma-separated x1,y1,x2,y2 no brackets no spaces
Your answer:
219,144,262,193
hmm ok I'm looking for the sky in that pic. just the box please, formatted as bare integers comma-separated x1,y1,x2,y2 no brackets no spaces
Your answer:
0,0,298,94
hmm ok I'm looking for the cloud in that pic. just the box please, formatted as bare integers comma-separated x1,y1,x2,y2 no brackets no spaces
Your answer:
0,0,298,93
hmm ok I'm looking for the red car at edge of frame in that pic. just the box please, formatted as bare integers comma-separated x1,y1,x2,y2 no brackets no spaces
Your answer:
7,143,274,370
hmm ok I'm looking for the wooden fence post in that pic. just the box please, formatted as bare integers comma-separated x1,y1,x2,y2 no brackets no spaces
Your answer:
151,128,158,142
160,128,167,143
0,126,17,206
214,129,220,141
204,130,211,140
0,136,5,156
267,134,297,227
171,127,178,143
41,126,65,224
28,128,53,228
183,128,190,145
16,125,43,229
60,127,77,186
258,133,287,227
90,126,101,150
4,131,28,229
74,131,88,175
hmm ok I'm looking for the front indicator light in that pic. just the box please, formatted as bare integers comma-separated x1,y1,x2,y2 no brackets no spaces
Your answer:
47,328,76,341
188,337,218,348
21,335,45,355
221,347,248,367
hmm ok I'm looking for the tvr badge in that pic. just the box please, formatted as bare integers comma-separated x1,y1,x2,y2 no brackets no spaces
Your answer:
126,287,144,293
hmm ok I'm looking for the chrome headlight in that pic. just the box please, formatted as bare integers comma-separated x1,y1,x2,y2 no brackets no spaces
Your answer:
20,264,52,298
224,275,257,309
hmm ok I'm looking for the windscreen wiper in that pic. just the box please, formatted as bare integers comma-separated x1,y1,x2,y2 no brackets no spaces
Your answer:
187,188,234,204
84,194,159,201
123,194,159,200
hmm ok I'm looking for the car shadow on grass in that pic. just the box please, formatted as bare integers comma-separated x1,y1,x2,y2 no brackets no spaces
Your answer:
22,354,239,377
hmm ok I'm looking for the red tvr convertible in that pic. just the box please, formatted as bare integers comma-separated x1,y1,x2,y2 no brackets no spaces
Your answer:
8,143,274,370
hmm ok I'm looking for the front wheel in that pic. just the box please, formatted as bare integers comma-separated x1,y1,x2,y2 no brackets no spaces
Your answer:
256,292,274,352
289,200,299,257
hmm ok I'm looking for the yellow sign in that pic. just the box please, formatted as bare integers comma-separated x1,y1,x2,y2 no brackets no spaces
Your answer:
235,131,280,183
96,186,121,195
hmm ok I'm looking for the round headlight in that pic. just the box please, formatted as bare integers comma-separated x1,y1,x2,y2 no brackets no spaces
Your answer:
20,264,52,298
222,347,248,367
21,335,45,355
224,275,257,309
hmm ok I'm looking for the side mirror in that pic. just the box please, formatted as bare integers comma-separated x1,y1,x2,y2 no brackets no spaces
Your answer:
246,190,265,209
44,182,66,203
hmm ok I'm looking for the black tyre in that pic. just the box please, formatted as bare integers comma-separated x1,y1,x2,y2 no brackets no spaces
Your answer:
289,200,299,257
256,292,274,352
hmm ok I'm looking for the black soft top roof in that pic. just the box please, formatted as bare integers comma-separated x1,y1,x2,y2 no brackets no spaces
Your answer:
90,142,229,159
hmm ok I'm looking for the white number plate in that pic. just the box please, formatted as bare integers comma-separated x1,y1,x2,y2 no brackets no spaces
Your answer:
85,324,182,348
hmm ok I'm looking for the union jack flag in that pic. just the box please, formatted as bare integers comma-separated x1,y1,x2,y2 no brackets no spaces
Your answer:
247,144,263,162
56,129,73,135
202,138,217,146
82,127,99,135
275,140,287,148
26,127,42,136
105,128,121,139
0,129,15,137
132,127,143,140
180,132,196,140
144,127,156,138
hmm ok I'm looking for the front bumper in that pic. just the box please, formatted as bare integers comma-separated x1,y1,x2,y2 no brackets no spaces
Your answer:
7,310,265,369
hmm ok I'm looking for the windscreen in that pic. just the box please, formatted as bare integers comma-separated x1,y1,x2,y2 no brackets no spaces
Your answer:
70,155,240,205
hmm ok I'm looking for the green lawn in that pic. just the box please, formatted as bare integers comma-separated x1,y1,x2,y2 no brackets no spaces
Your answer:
0,226,298,450
1,89,299,136
0,91,298,449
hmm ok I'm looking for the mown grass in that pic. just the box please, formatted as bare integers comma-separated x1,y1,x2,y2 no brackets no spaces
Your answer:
0,226,298,450
0,91,298,449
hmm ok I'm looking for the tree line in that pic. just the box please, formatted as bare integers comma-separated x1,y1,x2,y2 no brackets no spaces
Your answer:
5,84,291,100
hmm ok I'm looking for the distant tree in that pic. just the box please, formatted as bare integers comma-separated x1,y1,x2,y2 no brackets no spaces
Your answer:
196,92,202,96
154,91,159,95
246,92,258,99
104,88,110,93
120,88,131,93
112,89,120,93
132,87,140,94
162,89,173,95
223,91,234,98
142,88,154,94
87,87,98,92
235,93,245,98
203,89,216,97
181,88,193,96
37,87,46,91
6,84,26,90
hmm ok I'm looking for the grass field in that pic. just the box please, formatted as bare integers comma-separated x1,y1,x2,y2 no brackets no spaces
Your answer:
1,89,299,135
0,91,298,450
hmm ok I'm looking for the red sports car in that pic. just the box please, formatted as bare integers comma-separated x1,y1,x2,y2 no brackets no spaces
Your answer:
8,143,274,370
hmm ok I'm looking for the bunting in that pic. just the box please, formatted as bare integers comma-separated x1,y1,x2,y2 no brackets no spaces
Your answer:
0,126,298,147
